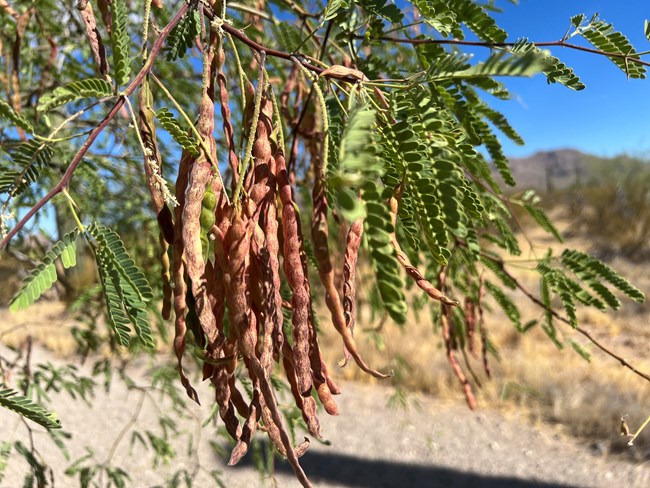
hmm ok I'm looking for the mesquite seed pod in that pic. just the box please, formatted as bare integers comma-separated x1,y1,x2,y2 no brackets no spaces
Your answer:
182,159,219,345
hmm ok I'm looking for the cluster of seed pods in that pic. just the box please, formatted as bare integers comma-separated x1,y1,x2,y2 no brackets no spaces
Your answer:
136,14,461,485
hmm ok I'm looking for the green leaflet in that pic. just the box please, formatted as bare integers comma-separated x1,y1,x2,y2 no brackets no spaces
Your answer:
155,107,200,156
0,386,61,429
0,98,33,133
0,441,10,482
480,256,516,289
111,0,131,87
567,339,591,361
578,15,645,79
452,0,507,43
329,97,381,221
362,184,407,324
485,280,521,329
523,204,563,242
560,249,645,304
165,8,201,61
9,230,78,312
511,39,585,91
274,22,305,52
441,49,548,80
89,223,154,348
409,0,460,37
15,441,47,487
0,140,54,198
38,78,113,112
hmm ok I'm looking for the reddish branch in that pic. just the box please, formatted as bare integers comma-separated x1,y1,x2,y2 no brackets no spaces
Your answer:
363,36,650,69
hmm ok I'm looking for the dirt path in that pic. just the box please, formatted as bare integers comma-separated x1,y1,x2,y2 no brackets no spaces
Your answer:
2,345,649,488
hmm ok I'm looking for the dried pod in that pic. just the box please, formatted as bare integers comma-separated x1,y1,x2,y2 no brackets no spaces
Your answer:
78,0,108,78
340,219,363,366
182,159,219,345
387,192,458,306
276,150,313,397
441,305,477,410
172,150,198,403
312,175,388,379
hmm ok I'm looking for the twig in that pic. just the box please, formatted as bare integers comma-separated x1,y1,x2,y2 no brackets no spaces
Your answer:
362,36,650,69
481,253,650,383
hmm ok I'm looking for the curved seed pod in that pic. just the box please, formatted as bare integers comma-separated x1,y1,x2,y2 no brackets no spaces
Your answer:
78,0,108,78
215,34,240,185
276,150,313,396
225,212,256,356
228,373,250,420
138,78,175,320
388,193,458,306
264,157,285,359
249,96,274,204
281,341,321,438
465,298,477,356
229,375,261,466
340,219,363,366
477,277,491,379
209,359,241,440
172,150,198,404
160,231,172,320
442,305,477,410
312,174,389,378
138,78,175,244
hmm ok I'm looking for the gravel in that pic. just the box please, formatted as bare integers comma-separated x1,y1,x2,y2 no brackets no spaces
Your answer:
2,346,649,488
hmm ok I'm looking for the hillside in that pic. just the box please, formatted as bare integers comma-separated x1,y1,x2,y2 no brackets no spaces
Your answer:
504,149,648,192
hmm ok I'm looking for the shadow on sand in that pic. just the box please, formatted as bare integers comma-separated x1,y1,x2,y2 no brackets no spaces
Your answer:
230,441,577,488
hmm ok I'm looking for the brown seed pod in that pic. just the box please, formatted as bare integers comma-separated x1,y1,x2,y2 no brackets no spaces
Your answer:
229,376,261,466
465,297,477,356
225,212,256,356
172,150,198,404
262,155,285,359
281,341,321,438
441,305,477,410
340,219,363,367
209,353,241,440
276,150,313,397
312,175,389,379
159,232,172,320
477,277,491,379
78,0,108,78
215,34,240,185
228,373,250,420
387,191,458,306
182,158,219,345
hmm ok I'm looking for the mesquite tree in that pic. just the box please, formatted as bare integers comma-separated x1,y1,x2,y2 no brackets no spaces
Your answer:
1,0,648,486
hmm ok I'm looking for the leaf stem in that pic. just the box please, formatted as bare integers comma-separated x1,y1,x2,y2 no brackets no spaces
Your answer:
62,188,85,233
233,51,266,210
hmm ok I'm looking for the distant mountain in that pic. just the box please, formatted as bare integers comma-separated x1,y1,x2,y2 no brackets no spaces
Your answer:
503,149,646,193
504,149,586,192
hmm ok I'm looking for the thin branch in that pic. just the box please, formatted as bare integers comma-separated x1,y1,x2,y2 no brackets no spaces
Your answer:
481,253,650,384
362,36,650,69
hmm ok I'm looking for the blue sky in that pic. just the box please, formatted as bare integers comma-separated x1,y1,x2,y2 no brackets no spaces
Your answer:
482,1,650,158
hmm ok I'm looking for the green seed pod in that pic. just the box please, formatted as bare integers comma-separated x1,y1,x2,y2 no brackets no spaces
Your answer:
200,207,216,230
202,187,217,211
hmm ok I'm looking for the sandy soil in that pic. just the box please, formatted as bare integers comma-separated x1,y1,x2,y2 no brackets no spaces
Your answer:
2,344,650,488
